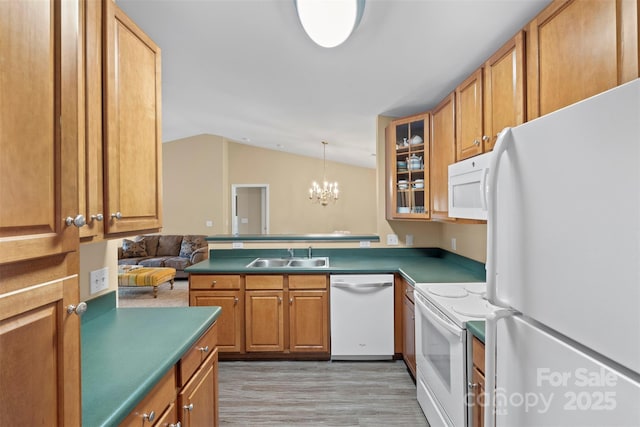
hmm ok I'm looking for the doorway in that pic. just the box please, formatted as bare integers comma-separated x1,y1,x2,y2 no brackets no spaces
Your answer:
231,184,269,235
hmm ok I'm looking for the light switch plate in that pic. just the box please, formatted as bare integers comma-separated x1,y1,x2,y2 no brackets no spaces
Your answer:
90,267,109,295
387,234,399,246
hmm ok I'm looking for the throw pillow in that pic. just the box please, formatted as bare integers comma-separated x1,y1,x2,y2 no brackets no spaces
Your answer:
121,239,147,258
179,235,206,258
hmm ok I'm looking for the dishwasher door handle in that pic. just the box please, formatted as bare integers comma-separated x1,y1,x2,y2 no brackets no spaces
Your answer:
331,282,393,289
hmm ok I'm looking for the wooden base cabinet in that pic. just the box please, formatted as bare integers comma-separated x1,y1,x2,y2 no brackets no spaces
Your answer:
190,290,242,352
471,336,486,427
401,280,416,378
189,274,330,358
245,290,285,352
0,274,81,426
179,348,219,427
289,275,329,353
189,275,243,353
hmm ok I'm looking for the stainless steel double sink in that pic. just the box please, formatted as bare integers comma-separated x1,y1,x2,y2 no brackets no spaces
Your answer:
246,257,329,268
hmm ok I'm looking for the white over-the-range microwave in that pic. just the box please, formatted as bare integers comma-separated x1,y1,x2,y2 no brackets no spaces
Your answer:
447,151,492,220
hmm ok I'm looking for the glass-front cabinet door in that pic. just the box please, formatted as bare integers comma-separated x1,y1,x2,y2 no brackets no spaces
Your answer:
386,112,430,220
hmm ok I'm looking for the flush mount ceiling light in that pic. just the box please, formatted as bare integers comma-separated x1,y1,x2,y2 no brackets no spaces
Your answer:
295,0,365,48
309,141,339,206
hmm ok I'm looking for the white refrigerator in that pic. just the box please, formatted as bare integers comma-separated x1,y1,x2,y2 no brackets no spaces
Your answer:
484,79,640,426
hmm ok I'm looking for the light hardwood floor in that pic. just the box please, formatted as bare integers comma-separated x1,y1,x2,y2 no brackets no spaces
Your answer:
218,360,429,426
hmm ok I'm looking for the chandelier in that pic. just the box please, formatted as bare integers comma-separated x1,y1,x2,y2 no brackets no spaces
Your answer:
309,141,339,206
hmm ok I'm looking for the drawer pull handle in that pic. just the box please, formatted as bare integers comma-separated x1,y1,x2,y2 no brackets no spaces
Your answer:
169,422,182,427
197,345,209,353
142,411,155,422
183,403,194,412
211,280,217,287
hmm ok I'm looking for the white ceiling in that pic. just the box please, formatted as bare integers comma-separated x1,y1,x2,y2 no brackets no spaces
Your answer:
117,0,552,168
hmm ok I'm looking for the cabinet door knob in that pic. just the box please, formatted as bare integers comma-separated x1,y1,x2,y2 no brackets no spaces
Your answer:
278,297,282,304
197,345,209,353
65,214,86,228
468,382,479,389
482,135,489,142
66,301,88,316
90,213,104,222
142,411,155,422
183,403,194,412
234,297,239,305
169,422,182,427
111,211,122,220
473,139,480,146
211,280,217,287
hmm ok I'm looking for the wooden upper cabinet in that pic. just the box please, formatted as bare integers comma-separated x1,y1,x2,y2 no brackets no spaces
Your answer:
79,0,104,240
430,93,456,221
526,0,639,120
385,113,430,220
456,68,484,161
104,0,163,235
0,0,80,264
483,31,526,151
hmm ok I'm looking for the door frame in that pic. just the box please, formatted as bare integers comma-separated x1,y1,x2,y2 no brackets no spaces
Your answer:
231,184,269,235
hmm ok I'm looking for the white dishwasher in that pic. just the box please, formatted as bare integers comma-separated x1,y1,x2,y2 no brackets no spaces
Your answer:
330,274,395,360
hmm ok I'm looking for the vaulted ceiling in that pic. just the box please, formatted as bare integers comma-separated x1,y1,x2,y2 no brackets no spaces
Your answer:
117,0,552,168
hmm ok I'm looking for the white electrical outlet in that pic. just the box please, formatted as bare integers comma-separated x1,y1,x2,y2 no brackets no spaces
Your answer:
205,220,213,227
232,242,244,249
359,240,371,248
451,237,457,251
90,267,109,295
387,234,399,246
406,234,414,246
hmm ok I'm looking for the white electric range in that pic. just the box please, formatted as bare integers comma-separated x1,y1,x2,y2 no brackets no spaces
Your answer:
413,282,497,427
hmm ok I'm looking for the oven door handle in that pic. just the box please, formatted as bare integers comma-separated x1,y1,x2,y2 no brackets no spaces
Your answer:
415,296,463,339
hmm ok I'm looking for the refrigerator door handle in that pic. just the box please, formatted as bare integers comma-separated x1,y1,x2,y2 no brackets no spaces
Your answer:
486,127,512,307
484,308,518,427
480,166,489,212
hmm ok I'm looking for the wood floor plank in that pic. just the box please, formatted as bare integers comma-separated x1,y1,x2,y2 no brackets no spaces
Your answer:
218,360,429,426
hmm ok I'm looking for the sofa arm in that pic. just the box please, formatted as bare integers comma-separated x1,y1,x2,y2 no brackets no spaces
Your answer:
190,247,209,264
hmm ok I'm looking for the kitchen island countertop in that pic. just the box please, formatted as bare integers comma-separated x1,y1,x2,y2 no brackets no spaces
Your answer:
81,292,221,427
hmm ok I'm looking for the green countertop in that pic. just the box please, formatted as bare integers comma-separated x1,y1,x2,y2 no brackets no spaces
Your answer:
206,234,380,242
467,320,486,343
186,248,486,284
81,292,221,427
